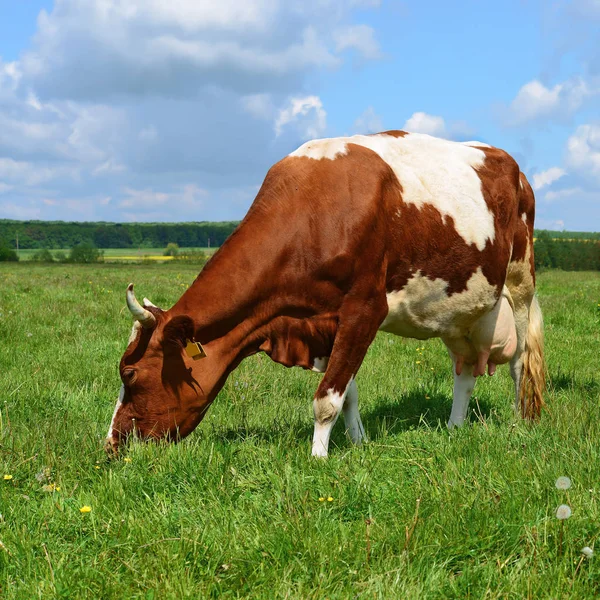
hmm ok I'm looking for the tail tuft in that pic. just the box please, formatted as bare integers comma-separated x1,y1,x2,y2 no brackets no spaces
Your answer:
519,295,546,419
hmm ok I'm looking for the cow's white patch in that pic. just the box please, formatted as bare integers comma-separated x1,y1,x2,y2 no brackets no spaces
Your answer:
107,384,125,440
290,138,348,160
311,357,329,373
380,267,498,341
462,140,492,148
289,132,494,250
128,321,141,345
521,212,527,223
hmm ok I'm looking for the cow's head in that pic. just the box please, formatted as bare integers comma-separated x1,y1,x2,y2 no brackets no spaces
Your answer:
105,284,214,454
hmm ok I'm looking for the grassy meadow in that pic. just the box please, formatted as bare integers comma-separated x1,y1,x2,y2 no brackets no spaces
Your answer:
1,263,600,598
16,247,216,262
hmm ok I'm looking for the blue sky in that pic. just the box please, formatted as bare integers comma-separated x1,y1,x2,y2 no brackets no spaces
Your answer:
0,0,598,230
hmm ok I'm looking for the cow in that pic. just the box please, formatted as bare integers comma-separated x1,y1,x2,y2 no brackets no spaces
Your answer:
106,131,545,458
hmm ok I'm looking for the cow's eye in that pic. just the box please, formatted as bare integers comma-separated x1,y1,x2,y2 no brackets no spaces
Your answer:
122,368,137,385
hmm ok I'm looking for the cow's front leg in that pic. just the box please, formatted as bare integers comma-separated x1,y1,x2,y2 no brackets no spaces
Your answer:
311,296,386,457
342,379,366,445
312,381,352,458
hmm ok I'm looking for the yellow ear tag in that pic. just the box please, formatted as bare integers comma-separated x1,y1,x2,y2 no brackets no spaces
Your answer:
185,339,207,360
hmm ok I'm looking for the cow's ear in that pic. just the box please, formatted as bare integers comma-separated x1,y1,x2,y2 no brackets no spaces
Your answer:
162,315,196,352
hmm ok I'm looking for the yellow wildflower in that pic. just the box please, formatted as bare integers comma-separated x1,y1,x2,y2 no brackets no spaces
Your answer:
319,497,325,502
94,465,100,470
327,497,333,502
80,505,92,514
123,457,132,463
3,475,12,481
416,361,421,364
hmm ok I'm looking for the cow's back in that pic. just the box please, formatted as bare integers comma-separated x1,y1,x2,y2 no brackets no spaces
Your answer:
280,131,522,341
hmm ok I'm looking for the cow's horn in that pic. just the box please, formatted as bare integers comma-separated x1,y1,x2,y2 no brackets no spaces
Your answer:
126,283,156,328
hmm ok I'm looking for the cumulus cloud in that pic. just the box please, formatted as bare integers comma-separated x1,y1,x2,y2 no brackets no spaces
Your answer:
402,112,475,140
543,187,583,202
20,1,380,100
532,167,567,191
353,106,383,134
566,123,600,180
333,25,382,60
275,96,327,140
0,0,381,221
404,112,447,137
504,77,598,126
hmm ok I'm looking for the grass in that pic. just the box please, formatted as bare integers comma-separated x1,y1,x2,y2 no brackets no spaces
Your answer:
1,263,600,598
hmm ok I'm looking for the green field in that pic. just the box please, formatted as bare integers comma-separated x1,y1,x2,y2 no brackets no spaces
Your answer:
1,264,600,598
15,247,216,262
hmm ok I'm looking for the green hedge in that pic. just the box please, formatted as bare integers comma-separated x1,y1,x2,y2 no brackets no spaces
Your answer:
0,219,239,250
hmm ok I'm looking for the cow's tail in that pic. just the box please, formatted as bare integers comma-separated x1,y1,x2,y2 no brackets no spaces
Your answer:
509,173,546,420
519,291,546,420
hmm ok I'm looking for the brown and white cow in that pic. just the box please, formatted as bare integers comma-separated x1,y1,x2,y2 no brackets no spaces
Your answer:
106,131,545,457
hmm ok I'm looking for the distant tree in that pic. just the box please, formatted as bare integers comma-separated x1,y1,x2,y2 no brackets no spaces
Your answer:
69,242,104,263
164,243,180,257
173,249,209,265
31,249,55,262
534,231,552,270
0,245,18,262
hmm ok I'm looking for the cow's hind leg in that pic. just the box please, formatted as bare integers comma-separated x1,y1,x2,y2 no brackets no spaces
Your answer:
312,297,386,457
447,352,476,428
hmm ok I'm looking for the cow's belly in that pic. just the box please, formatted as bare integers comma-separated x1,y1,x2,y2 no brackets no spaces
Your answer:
379,268,499,340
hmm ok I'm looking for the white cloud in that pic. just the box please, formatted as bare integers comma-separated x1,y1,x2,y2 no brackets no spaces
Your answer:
403,112,447,137
275,96,327,139
536,218,566,230
0,158,78,187
504,77,598,126
333,25,381,60
120,184,208,214
532,167,567,191
0,0,382,222
544,187,583,202
353,106,383,134
0,202,42,220
19,1,378,100
566,124,600,180
241,94,275,120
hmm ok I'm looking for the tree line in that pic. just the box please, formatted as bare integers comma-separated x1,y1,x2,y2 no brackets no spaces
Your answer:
0,219,598,270
0,219,238,250
534,231,600,271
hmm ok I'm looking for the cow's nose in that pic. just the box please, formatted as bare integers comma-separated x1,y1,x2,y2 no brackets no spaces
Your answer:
104,435,119,457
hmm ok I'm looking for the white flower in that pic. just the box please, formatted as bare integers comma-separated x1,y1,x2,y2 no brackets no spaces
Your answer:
556,504,572,520
555,476,572,490
582,546,594,558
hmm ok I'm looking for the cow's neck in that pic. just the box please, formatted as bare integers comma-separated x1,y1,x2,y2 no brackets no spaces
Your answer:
169,213,342,397
170,222,285,371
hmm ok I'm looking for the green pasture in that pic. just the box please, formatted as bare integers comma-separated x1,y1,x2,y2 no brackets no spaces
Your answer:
15,247,216,262
1,263,600,598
